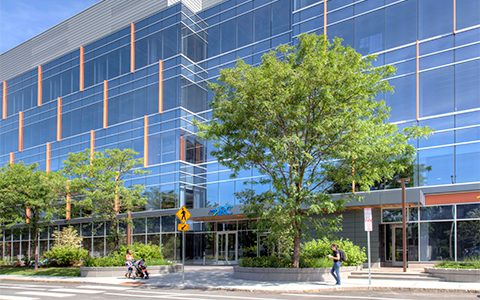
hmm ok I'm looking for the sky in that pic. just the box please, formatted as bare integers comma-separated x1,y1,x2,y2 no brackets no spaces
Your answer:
0,0,101,54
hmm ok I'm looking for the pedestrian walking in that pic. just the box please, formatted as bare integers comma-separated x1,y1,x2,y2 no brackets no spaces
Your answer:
328,244,342,286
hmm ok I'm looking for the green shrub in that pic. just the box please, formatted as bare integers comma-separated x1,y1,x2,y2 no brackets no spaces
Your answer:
435,255,480,269
239,256,326,268
301,237,367,266
43,247,88,267
83,243,168,267
118,243,164,260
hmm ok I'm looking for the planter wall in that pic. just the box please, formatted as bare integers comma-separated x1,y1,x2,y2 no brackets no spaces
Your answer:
424,267,480,282
81,264,181,277
233,265,362,282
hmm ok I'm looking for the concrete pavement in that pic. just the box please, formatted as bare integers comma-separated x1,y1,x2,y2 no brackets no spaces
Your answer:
0,265,479,293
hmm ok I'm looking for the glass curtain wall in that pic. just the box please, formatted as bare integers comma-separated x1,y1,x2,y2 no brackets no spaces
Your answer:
382,203,480,262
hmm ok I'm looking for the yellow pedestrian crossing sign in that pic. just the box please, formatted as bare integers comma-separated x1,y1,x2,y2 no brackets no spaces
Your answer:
176,206,191,223
178,223,190,231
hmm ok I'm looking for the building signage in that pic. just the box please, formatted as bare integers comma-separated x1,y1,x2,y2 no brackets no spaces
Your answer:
210,205,233,216
364,208,373,232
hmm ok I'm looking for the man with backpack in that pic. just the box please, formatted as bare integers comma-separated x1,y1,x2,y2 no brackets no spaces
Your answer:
328,244,346,286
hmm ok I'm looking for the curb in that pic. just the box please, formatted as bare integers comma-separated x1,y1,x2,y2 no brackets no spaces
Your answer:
1,277,479,294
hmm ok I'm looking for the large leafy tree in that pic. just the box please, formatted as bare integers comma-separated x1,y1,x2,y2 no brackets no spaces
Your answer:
197,34,432,267
62,148,148,251
0,163,65,269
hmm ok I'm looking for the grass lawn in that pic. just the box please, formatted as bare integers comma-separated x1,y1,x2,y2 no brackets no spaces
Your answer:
0,267,80,276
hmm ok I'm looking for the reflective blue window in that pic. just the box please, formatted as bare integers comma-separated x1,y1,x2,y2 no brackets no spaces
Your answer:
418,146,454,186
272,0,291,35
456,0,480,31
354,10,384,55
208,25,220,57
237,13,253,47
385,0,416,49
328,19,353,47
254,6,271,42
385,75,416,122
419,0,453,40
419,66,454,117
456,143,480,183
455,60,480,111
221,19,236,53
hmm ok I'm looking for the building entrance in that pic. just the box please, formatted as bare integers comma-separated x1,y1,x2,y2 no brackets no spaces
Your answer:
216,232,238,264
390,225,404,266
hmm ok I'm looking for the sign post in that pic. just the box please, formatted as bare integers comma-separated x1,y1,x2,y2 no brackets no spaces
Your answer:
364,207,372,285
176,206,191,283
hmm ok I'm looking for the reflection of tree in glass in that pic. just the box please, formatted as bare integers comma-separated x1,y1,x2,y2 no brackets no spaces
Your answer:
328,163,432,193
457,208,480,258
144,187,178,210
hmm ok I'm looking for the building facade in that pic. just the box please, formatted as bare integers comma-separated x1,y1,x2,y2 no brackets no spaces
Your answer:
1,0,480,266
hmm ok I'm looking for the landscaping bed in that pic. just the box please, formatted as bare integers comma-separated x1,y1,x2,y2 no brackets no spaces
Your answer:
81,264,181,277
234,265,361,282
0,267,80,277
424,267,480,282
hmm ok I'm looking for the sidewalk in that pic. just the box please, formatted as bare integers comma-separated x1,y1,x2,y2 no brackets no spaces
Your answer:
0,265,479,293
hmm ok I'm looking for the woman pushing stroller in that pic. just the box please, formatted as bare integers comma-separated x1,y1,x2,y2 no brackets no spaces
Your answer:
125,249,134,278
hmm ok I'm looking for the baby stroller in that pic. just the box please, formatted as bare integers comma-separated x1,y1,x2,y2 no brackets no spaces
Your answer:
132,258,149,279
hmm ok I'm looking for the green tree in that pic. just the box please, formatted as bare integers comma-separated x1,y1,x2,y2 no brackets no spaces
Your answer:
197,33,432,267
0,162,65,269
62,148,148,252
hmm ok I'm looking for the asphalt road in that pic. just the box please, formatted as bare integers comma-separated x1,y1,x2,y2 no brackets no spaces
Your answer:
0,281,479,300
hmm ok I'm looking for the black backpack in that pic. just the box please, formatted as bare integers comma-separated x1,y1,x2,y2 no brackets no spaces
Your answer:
338,249,347,262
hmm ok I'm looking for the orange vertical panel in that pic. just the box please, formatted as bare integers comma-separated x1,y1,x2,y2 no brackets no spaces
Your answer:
323,0,327,38
416,40,419,121
2,81,6,119
90,130,95,162
26,207,30,224
115,174,119,214
57,97,62,141
38,66,42,107
46,142,51,173
80,46,85,91
103,80,108,128
131,23,135,73
453,0,456,34
180,137,185,161
66,183,71,220
18,111,23,152
144,115,149,168
9,152,14,164
159,60,164,114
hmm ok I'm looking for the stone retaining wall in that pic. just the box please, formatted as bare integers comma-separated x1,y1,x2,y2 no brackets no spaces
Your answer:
233,266,361,282
81,264,181,277
424,268,480,282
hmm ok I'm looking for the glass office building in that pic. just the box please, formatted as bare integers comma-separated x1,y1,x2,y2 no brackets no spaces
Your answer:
1,0,479,266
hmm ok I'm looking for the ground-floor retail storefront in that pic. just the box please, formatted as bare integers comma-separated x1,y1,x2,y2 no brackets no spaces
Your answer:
1,185,479,266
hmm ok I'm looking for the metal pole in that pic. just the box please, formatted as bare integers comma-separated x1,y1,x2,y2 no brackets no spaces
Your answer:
182,230,185,283
397,178,410,272
368,230,371,285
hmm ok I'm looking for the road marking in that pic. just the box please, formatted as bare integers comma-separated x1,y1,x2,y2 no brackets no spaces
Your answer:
282,294,415,300
48,288,104,294
0,287,45,291
15,292,75,298
107,292,288,300
0,296,39,300
0,283,63,288
76,285,131,290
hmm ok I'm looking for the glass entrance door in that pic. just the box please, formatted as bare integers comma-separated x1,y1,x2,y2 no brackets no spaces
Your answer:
393,226,404,266
216,232,237,264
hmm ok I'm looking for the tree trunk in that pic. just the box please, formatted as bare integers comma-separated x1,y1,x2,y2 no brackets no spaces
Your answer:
293,228,301,268
34,230,39,271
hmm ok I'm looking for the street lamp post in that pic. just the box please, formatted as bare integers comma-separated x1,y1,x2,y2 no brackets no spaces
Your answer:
397,178,410,272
